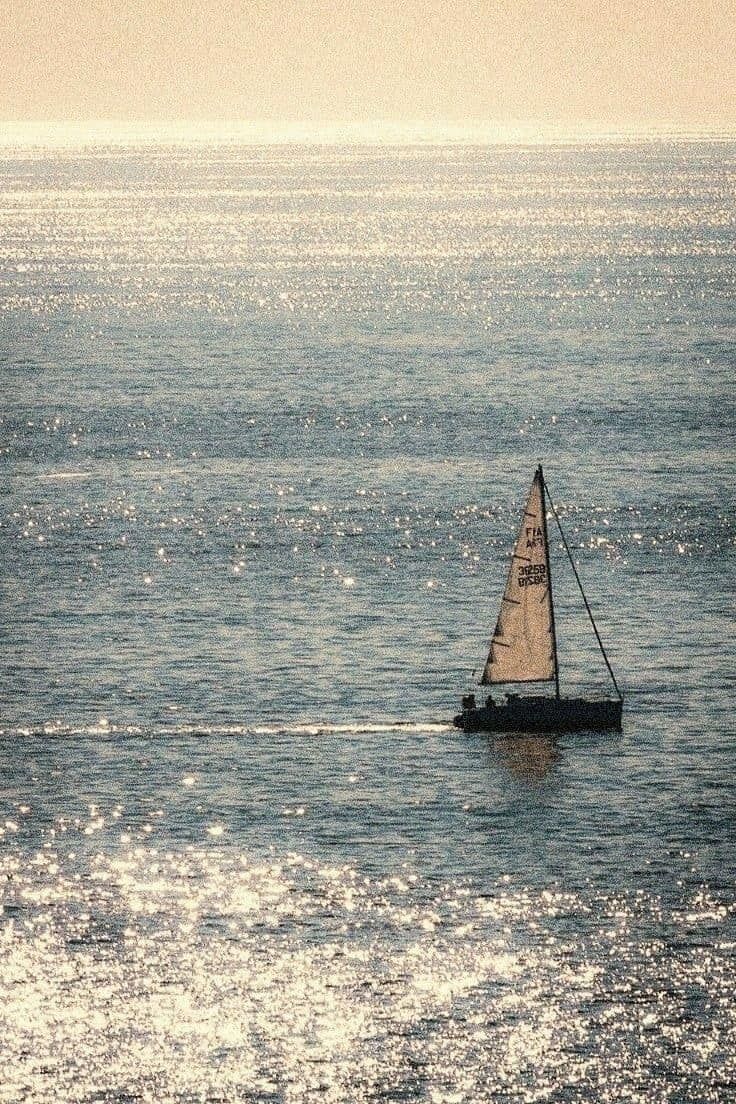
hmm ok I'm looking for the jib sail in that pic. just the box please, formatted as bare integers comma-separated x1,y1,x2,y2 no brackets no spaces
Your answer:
481,468,556,685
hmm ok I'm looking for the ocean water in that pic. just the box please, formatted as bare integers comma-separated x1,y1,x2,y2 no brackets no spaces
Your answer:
1,136,734,1102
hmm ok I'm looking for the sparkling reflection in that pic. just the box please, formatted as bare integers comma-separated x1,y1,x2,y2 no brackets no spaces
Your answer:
1,841,734,1102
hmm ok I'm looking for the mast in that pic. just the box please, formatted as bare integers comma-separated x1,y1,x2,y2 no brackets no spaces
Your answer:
542,472,623,702
538,465,560,699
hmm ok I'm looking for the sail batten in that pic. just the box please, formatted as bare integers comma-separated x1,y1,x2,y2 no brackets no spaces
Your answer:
481,468,556,686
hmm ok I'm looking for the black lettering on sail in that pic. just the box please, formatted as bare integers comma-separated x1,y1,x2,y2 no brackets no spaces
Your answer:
517,563,547,587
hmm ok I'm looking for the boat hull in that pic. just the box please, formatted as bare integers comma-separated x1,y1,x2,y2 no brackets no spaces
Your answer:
454,695,622,733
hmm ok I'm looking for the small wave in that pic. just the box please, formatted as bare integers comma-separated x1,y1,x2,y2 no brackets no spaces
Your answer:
36,471,90,481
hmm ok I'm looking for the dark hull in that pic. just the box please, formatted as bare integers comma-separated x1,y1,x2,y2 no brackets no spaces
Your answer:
454,696,622,733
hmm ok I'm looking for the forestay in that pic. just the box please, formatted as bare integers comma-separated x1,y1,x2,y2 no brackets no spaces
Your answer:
481,470,556,685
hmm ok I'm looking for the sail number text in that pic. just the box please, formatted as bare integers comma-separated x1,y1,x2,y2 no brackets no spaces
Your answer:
518,563,547,587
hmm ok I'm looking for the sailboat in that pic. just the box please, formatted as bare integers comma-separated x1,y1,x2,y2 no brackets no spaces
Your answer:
453,465,623,733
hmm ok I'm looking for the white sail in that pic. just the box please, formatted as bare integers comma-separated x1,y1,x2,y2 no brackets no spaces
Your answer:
481,469,556,685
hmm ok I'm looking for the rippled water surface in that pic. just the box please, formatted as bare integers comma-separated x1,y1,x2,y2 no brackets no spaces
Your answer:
1,137,735,1102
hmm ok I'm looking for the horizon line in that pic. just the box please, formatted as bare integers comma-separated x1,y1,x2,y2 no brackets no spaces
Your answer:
1,118,735,147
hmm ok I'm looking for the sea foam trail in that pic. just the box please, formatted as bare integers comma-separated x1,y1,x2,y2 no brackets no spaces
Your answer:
0,720,454,739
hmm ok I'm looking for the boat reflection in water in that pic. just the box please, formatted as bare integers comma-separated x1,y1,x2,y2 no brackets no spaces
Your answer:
490,733,561,781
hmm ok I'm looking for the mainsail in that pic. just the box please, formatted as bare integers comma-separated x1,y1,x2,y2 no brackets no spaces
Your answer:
481,468,556,685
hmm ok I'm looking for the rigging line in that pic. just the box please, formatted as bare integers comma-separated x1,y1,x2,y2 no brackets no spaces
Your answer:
542,474,623,701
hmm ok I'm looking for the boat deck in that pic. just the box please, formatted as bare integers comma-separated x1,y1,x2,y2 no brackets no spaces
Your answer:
454,695,623,733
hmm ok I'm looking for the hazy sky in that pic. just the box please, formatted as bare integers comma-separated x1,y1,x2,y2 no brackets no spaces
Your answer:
2,1,735,126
